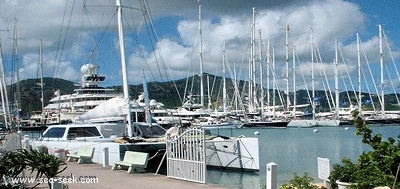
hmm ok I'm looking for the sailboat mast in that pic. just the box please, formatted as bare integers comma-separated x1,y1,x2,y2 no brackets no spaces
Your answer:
292,45,296,116
198,0,204,107
40,40,44,112
12,19,21,120
335,40,339,118
272,47,276,117
222,41,227,112
266,41,270,107
251,8,257,110
233,62,238,111
248,7,256,113
0,39,8,129
116,0,133,137
379,24,385,114
259,30,264,119
357,33,362,114
285,25,290,112
311,28,315,120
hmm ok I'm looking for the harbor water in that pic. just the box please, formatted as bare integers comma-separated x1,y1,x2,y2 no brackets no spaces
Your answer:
21,125,400,189
207,125,400,189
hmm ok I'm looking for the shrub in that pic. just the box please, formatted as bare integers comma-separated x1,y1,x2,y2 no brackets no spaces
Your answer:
328,111,400,188
0,149,67,188
328,158,358,188
280,173,320,189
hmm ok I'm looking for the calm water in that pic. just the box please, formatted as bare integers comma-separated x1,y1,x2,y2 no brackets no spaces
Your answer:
22,125,400,188
207,125,400,189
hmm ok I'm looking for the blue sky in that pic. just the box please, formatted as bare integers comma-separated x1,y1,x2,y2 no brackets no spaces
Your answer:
0,0,399,95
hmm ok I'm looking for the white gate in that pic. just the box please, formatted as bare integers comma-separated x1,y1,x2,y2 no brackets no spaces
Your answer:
166,128,206,183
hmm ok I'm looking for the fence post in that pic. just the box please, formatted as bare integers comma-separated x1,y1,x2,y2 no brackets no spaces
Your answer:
266,162,277,189
103,147,109,167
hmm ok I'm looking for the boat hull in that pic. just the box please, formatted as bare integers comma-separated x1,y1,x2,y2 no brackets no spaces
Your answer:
205,137,259,171
287,119,340,127
243,120,288,128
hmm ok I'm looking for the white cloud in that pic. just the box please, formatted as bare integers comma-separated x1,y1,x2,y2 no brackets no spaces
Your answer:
0,0,397,94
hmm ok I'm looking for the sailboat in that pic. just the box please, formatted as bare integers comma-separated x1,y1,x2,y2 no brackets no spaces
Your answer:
28,0,168,167
362,25,400,124
0,38,10,131
28,0,259,172
239,8,289,128
287,29,340,127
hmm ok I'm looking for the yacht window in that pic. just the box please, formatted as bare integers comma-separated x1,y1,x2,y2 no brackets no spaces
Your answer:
68,127,101,138
42,127,66,138
136,125,165,138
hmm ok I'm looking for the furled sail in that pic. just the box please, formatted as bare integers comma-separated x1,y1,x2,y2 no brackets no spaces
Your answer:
74,96,129,123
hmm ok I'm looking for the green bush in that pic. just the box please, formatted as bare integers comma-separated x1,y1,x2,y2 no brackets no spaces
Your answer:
328,158,358,188
328,111,400,188
280,173,320,189
0,149,67,188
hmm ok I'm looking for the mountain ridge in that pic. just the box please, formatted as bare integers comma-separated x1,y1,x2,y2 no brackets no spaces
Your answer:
5,74,399,118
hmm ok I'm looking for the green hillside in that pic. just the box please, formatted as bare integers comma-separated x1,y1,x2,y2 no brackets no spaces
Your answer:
7,74,400,118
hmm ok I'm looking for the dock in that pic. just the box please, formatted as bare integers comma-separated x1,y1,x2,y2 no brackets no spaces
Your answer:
0,133,225,189
28,161,226,189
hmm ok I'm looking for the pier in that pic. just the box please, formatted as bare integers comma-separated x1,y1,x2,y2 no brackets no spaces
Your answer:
28,162,226,189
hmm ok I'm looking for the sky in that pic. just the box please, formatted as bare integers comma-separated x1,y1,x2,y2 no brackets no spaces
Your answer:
0,0,399,95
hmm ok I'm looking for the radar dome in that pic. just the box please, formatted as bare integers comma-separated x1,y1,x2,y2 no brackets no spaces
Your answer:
80,64,99,75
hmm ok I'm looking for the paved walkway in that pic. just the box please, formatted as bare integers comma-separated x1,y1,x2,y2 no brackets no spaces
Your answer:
29,162,226,189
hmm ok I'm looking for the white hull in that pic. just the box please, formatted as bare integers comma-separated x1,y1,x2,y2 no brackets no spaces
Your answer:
26,135,258,171
287,119,340,128
193,121,243,129
205,137,259,171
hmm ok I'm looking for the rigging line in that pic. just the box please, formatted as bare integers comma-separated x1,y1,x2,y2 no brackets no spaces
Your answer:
121,1,163,84
122,8,158,82
182,51,194,104
210,74,217,101
141,0,164,81
55,0,76,79
338,45,358,104
84,2,117,57
36,44,40,81
269,57,285,113
382,29,400,94
295,51,311,105
361,62,375,112
52,0,70,80
384,62,400,104
359,36,378,112
225,59,245,111
361,43,382,107
213,75,222,109
315,43,334,110
338,63,352,107
223,47,238,106
337,48,353,106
